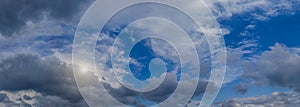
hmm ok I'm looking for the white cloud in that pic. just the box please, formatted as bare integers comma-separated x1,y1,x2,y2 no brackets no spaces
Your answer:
204,0,298,19
0,90,39,106
217,91,300,107
0,90,87,107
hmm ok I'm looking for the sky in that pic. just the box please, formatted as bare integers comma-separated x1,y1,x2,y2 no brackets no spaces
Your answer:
0,0,300,107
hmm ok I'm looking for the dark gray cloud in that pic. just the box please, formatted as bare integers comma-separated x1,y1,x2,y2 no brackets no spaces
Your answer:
234,83,248,94
243,44,300,91
0,0,91,36
0,54,88,106
102,75,208,106
0,93,8,102
103,75,177,106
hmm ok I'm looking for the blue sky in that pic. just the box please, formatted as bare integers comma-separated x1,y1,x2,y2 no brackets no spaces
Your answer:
0,0,300,107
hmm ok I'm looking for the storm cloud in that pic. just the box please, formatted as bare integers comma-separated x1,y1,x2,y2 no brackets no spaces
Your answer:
0,0,91,36
0,54,87,106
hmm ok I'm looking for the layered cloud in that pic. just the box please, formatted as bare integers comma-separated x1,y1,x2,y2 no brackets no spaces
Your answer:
0,0,92,37
217,91,300,107
0,54,87,106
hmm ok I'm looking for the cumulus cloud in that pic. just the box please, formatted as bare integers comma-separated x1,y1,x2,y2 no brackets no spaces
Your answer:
217,91,300,107
0,90,87,107
243,43,300,91
0,0,92,36
219,43,300,106
0,54,88,106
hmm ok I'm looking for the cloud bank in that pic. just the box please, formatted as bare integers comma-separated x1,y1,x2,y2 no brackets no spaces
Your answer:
218,91,300,107
0,54,87,106
0,0,91,36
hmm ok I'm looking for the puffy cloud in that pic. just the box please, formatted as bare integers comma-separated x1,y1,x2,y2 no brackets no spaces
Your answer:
219,43,300,106
218,100,242,107
0,54,88,106
0,90,87,107
217,91,300,107
243,43,300,91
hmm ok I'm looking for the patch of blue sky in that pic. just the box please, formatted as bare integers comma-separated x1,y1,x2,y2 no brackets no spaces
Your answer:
221,9,300,58
221,14,259,57
99,24,183,81
255,11,300,49
215,78,290,104
129,38,180,81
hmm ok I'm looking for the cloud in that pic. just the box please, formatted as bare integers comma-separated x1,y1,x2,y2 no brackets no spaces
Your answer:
223,50,244,83
243,43,300,91
234,83,248,94
84,19,217,106
0,54,88,106
217,91,300,107
205,0,299,19
0,45,209,106
0,0,92,36
0,33,74,64
101,78,208,106
0,90,87,107
0,93,9,103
